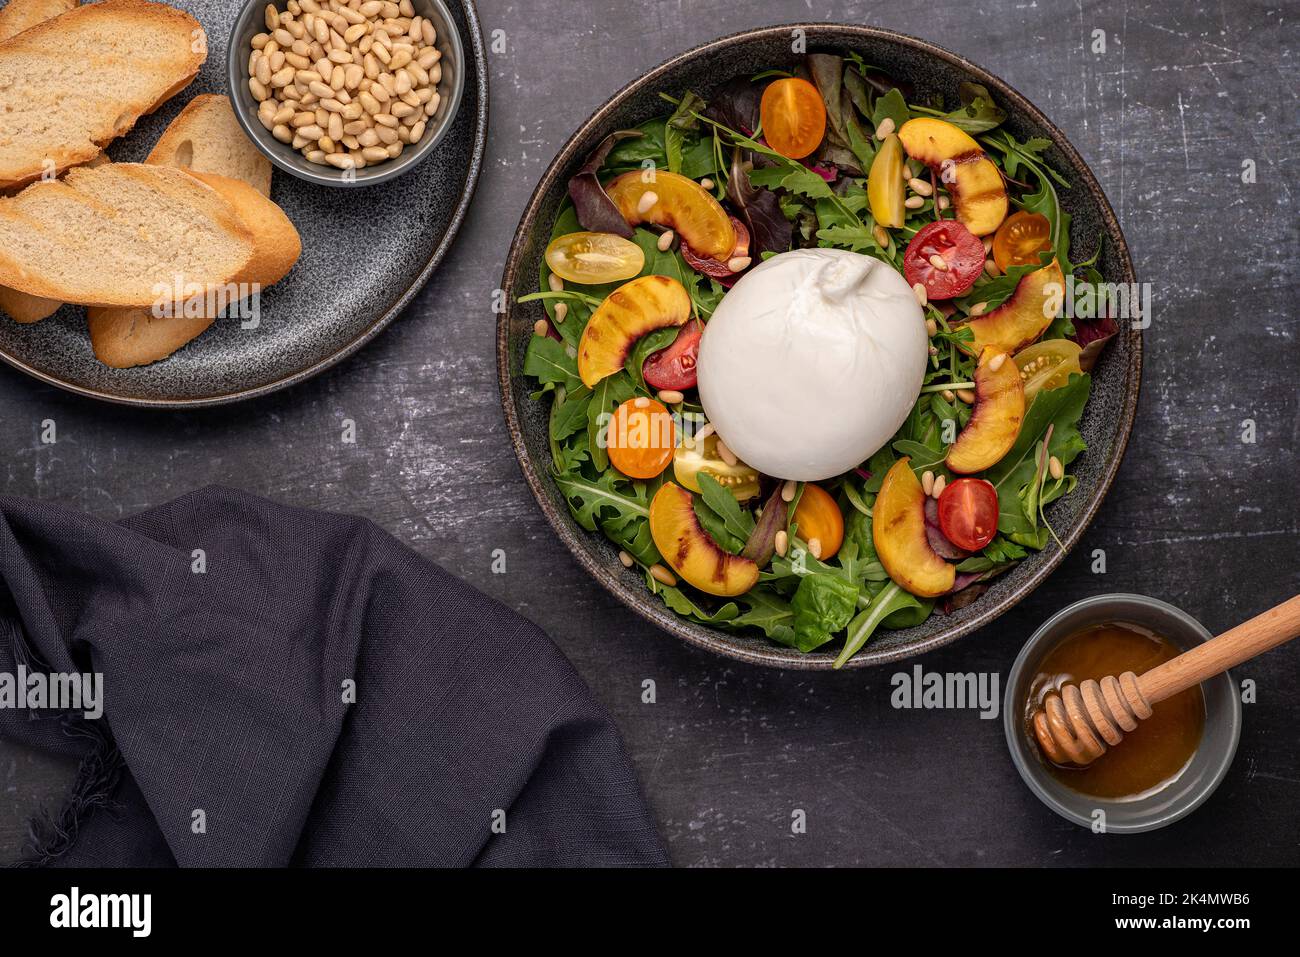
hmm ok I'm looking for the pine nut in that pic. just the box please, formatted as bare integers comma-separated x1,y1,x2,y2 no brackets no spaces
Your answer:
533,318,549,337
657,230,674,251
775,531,789,557
1049,456,1064,480
727,256,751,272
981,236,993,254
928,254,948,271
937,195,951,211
956,389,976,404
925,318,938,337
932,475,947,499
553,302,568,324
908,177,933,196
781,479,797,503
694,423,715,444
969,301,987,316
618,550,635,569
985,259,1001,277
874,116,895,138
716,440,738,466
657,389,684,405
808,537,823,560
548,274,563,293
989,353,1007,372
904,195,925,209
942,389,955,402
700,177,714,189
872,224,889,247
921,471,935,496
912,282,928,307
649,564,678,586
637,191,659,215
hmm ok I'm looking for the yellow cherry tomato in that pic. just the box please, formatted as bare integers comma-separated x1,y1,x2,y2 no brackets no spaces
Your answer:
1013,339,1083,401
867,133,906,228
673,433,761,502
545,231,645,284
992,211,1052,272
792,483,844,560
606,398,675,479
760,77,827,160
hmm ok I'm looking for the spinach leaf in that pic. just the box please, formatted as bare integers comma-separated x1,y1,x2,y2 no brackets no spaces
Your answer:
789,573,860,652
696,472,756,543
870,88,910,132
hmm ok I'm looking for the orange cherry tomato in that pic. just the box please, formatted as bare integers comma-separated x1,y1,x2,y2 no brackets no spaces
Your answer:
759,77,827,160
606,398,675,479
792,483,844,560
991,211,1052,272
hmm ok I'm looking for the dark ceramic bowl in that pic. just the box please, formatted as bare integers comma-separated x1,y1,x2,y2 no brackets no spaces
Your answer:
1004,595,1241,832
498,24,1141,669
227,0,466,187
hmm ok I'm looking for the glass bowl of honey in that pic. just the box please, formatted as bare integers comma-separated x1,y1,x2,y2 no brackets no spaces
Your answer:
1004,594,1242,832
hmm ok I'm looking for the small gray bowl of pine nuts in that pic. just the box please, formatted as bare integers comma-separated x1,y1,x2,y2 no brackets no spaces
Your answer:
227,0,464,187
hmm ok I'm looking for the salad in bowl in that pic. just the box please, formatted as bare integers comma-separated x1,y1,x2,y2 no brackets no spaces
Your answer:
518,49,1121,668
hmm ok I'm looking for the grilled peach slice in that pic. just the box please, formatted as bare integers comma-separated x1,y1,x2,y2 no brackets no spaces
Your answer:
873,459,956,598
577,275,691,387
966,259,1065,356
897,118,1008,236
649,482,760,597
946,348,1025,474
605,171,736,260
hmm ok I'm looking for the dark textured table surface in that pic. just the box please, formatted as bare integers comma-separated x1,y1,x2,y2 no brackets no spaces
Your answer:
2,0,1296,866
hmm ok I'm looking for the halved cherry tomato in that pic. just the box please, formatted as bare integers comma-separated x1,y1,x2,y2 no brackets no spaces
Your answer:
606,398,675,479
759,77,827,160
937,478,999,552
643,318,703,391
903,221,985,300
867,133,906,228
1013,339,1083,401
991,211,1052,272
673,433,760,501
681,217,749,280
791,483,844,560
545,231,645,284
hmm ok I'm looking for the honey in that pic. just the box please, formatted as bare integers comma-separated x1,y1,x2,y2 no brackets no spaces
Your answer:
1026,622,1205,799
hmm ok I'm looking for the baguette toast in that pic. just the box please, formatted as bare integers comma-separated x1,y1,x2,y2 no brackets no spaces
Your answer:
0,0,206,191
0,0,77,43
87,170,301,368
0,163,257,307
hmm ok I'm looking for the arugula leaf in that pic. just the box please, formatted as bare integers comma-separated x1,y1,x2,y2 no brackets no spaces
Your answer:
650,577,739,624
586,372,635,472
833,581,925,667
554,471,649,531
728,589,796,645
548,384,590,441
696,472,756,543
789,574,860,652
524,335,579,390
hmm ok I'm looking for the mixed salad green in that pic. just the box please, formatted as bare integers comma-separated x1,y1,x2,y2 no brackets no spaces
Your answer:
522,52,1117,666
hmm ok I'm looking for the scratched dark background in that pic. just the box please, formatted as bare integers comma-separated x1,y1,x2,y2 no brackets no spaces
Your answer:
2,0,1297,866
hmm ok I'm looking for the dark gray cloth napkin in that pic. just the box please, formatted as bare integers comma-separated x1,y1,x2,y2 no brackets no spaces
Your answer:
0,487,667,867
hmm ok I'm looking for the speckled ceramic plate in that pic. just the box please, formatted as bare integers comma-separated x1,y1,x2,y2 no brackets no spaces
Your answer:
0,0,488,407
499,24,1141,669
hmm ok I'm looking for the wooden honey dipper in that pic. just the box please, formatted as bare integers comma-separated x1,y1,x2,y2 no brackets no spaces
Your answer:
1032,594,1300,766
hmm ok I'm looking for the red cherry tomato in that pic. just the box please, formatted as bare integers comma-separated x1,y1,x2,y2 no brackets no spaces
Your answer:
681,217,749,279
937,478,1000,552
903,220,985,300
643,319,703,391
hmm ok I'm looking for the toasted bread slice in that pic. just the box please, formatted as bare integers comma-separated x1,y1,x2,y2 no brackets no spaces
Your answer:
148,94,272,197
1,93,273,324
87,170,301,368
0,0,77,43
0,0,206,191
0,163,257,307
